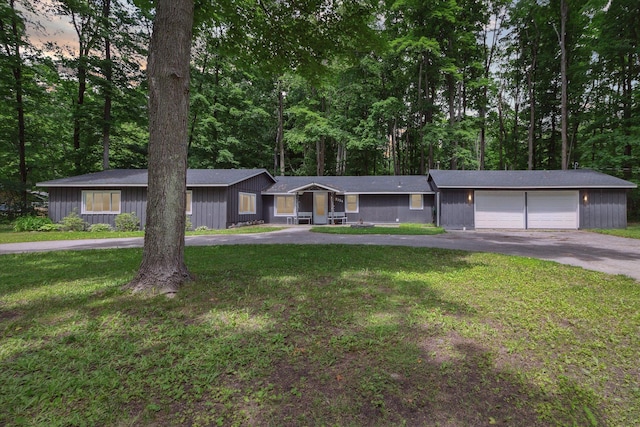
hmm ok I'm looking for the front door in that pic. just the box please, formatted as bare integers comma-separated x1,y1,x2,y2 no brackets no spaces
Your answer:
313,192,328,224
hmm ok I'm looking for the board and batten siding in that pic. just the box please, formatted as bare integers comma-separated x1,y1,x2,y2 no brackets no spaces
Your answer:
48,187,146,229
580,189,628,229
353,194,434,224
226,173,273,227
439,189,475,229
190,187,227,230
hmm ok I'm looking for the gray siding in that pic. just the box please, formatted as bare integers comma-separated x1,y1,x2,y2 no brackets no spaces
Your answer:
227,173,273,226
48,187,146,229
439,189,475,229
580,189,628,229
352,194,434,224
189,188,227,229
262,193,434,225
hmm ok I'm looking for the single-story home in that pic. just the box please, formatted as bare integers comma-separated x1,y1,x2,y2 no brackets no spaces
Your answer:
37,168,636,230
429,169,637,230
262,175,434,225
37,169,276,230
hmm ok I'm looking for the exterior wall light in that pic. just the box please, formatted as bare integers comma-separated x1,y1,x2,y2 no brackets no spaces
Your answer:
467,192,473,204
583,193,588,204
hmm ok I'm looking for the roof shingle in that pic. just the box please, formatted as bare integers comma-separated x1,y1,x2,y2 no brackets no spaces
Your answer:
428,169,637,189
37,169,274,188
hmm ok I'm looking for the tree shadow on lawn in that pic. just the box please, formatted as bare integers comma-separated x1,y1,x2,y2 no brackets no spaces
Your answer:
0,245,605,426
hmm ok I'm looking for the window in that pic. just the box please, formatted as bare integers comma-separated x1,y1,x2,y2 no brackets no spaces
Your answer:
410,194,423,210
239,192,256,214
275,195,295,216
345,194,359,213
82,191,121,214
186,190,192,215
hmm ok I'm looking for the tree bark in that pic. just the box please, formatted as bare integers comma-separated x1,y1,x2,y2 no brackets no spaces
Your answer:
527,46,537,171
277,85,285,176
3,0,28,208
125,0,194,295
102,0,112,170
559,0,569,170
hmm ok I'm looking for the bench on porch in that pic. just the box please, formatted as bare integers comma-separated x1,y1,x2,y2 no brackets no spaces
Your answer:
296,212,312,224
329,212,347,224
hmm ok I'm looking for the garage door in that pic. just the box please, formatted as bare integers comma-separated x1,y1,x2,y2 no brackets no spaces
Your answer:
475,191,525,229
527,191,579,229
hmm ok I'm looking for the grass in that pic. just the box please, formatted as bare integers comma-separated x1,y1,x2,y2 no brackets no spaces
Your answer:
591,223,640,239
312,223,446,235
0,224,283,244
1,245,639,426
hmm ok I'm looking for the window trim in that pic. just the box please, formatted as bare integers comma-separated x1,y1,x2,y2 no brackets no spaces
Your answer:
239,192,256,215
274,195,296,217
81,190,122,214
345,194,359,213
409,193,424,210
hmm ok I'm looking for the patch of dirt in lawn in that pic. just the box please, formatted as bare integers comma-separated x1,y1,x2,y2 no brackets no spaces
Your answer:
253,333,547,426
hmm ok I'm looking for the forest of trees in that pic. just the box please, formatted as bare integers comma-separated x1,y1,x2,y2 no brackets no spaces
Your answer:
1,0,638,217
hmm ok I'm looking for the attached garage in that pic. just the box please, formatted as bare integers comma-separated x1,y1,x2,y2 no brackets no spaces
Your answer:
429,169,637,230
475,191,525,229
527,191,578,229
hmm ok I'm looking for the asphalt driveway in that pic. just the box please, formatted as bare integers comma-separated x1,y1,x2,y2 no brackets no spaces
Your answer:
1,228,638,282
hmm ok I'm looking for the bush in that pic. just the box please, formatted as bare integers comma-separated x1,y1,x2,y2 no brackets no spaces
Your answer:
115,212,140,231
88,223,113,232
195,225,209,232
38,223,61,232
59,210,88,231
13,215,54,232
185,216,193,232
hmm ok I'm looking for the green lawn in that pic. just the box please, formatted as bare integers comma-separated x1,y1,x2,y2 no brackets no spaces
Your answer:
312,223,446,235
591,223,640,239
1,245,638,426
0,224,283,244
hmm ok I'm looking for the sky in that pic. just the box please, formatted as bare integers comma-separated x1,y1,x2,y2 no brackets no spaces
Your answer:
22,2,84,56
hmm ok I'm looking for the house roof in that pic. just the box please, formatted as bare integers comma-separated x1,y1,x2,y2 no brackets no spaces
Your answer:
428,169,637,190
36,169,275,188
263,175,433,194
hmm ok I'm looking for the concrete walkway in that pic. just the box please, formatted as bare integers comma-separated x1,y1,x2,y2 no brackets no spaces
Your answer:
1,227,638,282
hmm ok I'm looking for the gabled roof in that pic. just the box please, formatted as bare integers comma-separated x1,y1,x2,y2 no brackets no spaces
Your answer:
428,169,637,190
263,175,433,194
37,169,275,188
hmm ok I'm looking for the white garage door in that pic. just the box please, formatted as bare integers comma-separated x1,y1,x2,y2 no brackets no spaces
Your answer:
475,191,526,229
527,191,579,229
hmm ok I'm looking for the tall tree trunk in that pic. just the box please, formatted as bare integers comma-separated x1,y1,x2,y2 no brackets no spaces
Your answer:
101,0,112,170
277,84,285,176
559,0,569,170
3,0,28,207
497,88,505,170
527,49,537,171
188,39,212,150
126,0,194,295
74,58,87,173
417,55,423,174
316,136,325,176
448,71,457,170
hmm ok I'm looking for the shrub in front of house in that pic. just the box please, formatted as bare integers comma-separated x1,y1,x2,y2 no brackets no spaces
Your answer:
59,210,88,231
115,212,140,232
195,225,209,232
89,223,113,232
13,215,54,232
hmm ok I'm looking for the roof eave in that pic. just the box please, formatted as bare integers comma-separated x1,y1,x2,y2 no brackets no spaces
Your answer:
225,169,275,186
437,185,637,190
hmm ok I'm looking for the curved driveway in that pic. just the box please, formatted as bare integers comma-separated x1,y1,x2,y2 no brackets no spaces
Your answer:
1,227,638,282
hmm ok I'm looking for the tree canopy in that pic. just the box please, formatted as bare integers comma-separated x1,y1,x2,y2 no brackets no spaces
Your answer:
1,0,638,216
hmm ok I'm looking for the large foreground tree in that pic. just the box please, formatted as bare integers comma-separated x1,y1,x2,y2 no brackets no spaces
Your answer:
125,0,194,294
